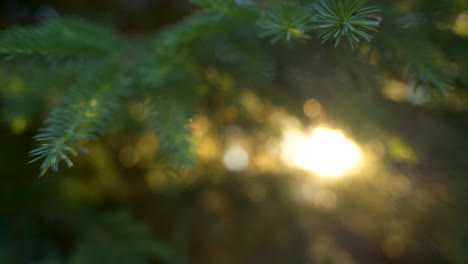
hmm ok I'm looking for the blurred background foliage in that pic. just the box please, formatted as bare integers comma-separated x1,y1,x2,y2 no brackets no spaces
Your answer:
1,0,468,263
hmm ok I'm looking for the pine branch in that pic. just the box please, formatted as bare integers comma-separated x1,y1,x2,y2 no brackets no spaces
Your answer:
139,54,198,165
152,13,226,55
207,28,274,82
0,61,78,124
138,14,223,166
28,62,127,176
256,0,380,47
311,0,380,50
257,3,314,43
0,17,120,61
376,32,455,95
151,100,194,166
140,51,195,89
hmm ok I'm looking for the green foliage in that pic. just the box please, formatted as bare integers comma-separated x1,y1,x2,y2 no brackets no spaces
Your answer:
256,0,380,47
257,3,314,43
70,210,184,264
311,0,380,50
28,62,127,176
1,1,468,263
0,17,119,61
152,101,194,165
152,13,223,53
0,0,464,177
0,60,79,128
376,33,455,95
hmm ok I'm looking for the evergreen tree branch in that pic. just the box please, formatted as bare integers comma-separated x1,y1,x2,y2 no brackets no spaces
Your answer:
256,0,381,47
151,12,227,55
0,61,79,124
311,0,380,50
375,32,455,95
0,17,120,61
151,100,194,166
28,61,127,176
140,53,199,165
257,3,314,43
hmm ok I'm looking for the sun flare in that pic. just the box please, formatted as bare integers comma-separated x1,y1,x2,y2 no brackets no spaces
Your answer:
282,127,361,178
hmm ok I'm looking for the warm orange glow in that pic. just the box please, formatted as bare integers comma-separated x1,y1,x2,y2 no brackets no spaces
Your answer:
282,127,361,178
303,98,322,119
453,12,468,37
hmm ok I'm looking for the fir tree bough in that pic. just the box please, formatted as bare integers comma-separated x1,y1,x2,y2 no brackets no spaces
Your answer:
28,62,127,176
0,0,460,176
311,0,381,50
0,17,119,60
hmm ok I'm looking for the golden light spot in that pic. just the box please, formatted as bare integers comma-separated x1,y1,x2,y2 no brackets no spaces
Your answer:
369,49,380,66
279,116,301,131
84,100,99,118
84,111,98,119
198,137,221,161
11,116,27,135
281,129,306,166
396,1,414,12
90,99,98,107
358,44,371,58
240,91,263,119
192,116,222,161
266,108,290,129
303,98,322,119
453,12,468,37
191,116,210,137
287,28,309,40
382,80,407,102
223,144,249,171
282,127,361,178
387,138,418,163
265,137,281,155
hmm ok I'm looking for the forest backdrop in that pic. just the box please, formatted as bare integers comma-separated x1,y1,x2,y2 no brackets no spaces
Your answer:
1,0,468,263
